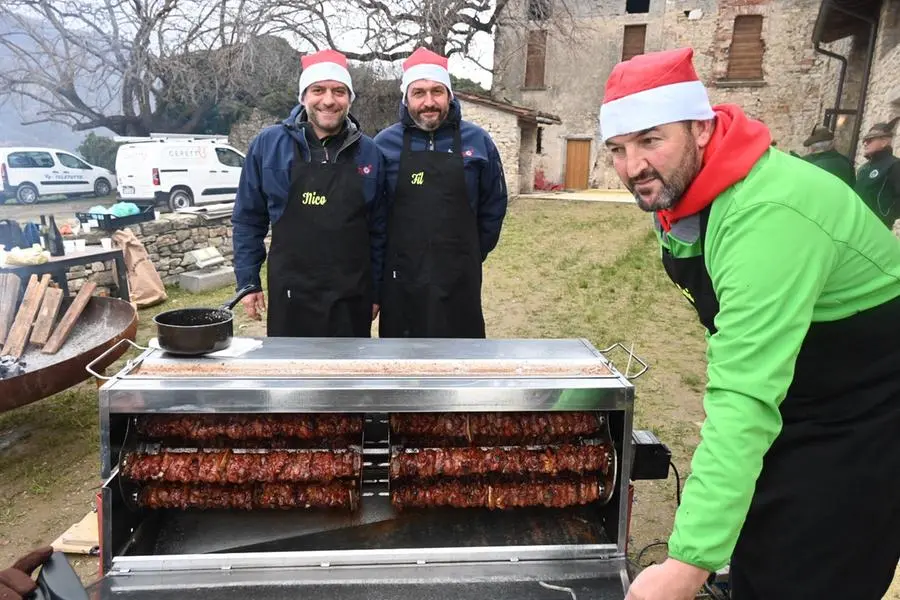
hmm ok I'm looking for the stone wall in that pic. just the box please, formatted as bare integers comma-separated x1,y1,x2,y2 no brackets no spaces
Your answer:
229,109,282,154
64,214,236,295
854,0,900,164
457,98,522,195
493,0,847,189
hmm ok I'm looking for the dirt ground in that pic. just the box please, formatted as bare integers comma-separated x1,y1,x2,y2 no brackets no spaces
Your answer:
0,198,896,596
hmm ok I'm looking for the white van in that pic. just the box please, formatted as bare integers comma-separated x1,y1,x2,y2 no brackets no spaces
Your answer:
114,134,245,211
0,147,117,204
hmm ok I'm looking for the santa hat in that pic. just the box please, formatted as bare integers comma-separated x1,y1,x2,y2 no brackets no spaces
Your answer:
400,48,453,104
298,49,355,103
599,47,714,142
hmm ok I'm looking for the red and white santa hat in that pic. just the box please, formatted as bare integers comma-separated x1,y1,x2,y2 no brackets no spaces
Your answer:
298,49,355,103
599,47,714,142
400,47,453,104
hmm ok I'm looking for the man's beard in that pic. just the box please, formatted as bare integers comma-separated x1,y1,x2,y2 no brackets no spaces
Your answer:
411,105,449,131
627,143,701,212
308,106,347,136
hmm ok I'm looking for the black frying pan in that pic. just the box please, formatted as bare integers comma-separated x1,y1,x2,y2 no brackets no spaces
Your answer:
152,284,259,356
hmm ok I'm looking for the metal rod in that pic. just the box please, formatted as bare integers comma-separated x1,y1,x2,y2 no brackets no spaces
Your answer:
814,43,848,129
829,2,879,160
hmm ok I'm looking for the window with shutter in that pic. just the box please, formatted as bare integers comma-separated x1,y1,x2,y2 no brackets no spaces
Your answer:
524,30,547,89
726,15,765,81
622,25,647,61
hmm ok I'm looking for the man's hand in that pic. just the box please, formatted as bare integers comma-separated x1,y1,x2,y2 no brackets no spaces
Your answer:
372,304,380,321
0,546,53,600
625,558,709,600
241,292,266,321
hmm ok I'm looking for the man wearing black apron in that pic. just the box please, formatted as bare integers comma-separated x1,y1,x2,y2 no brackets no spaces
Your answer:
599,48,900,600
232,50,388,337
374,47,508,339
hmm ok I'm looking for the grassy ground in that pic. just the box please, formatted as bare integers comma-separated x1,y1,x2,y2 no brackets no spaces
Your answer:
0,198,711,586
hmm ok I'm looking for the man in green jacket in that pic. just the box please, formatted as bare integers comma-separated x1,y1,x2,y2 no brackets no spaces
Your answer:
600,47,900,600
801,124,855,188
854,119,900,228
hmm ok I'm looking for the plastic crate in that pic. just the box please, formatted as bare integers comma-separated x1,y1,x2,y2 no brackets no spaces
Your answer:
76,202,156,232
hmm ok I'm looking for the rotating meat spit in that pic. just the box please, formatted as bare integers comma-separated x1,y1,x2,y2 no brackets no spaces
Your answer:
90,338,642,600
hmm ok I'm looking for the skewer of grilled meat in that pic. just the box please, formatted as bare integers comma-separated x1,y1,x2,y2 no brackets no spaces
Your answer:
139,481,359,511
391,476,601,510
135,414,363,442
122,449,361,484
389,412,602,444
390,444,609,479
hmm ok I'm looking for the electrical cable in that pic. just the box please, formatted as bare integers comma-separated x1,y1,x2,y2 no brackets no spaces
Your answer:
670,460,682,506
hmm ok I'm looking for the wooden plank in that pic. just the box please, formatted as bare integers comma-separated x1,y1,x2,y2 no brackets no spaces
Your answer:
0,274,21,346
30,287,64,346
2,274,51,359
43,282,96,355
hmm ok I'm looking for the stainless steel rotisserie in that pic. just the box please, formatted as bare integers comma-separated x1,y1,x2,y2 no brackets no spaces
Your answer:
88,338,642,599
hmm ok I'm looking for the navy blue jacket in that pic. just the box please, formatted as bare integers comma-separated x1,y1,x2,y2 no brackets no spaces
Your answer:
232,106,388,300
374,98,508,260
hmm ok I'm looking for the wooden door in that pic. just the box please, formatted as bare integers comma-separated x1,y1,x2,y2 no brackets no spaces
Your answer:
564,139,591,190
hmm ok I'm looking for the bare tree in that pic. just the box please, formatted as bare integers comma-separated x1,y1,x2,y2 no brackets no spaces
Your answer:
0,0,301,135
267,0,580,72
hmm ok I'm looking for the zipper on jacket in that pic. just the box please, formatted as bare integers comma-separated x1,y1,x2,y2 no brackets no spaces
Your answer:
428,132,435,151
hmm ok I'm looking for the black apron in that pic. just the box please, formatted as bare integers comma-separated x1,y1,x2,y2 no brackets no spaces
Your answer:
379,126,485,338
266,141,372,338
660,209,900,600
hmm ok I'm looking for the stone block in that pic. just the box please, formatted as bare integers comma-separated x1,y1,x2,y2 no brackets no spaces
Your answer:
179,266,236,293
175,229,191,242
90,270,115,286
91,261,107,272
156,234,177,247
141,220,173,235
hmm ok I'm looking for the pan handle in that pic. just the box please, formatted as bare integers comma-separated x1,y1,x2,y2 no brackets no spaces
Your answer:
85,338,149,381
600,342,649,381
220,284,262,311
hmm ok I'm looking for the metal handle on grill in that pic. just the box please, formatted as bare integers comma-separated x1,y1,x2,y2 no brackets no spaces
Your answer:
85,338,149,380
600,342,649,380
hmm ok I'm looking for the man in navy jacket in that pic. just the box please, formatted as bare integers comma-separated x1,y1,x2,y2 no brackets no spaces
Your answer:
232,49,388,337
375,47,508,339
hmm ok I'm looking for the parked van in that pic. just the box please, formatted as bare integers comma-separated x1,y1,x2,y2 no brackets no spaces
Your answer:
114,134,245,211
0,147,117,204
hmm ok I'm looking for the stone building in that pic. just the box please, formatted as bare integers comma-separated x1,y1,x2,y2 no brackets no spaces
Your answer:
492,0,849,189
456,92,561,195
813,0,900,164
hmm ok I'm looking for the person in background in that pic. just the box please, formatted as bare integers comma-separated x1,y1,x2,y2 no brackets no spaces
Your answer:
374,47,508,339
801,124,855,188
231,49,388,337
854,118,900,228
599,47,900,600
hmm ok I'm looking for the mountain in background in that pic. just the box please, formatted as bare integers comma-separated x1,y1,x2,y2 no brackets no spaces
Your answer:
0,12,113,152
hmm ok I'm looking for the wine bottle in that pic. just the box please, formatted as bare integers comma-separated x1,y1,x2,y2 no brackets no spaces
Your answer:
39,215,49,250
47,215,65,257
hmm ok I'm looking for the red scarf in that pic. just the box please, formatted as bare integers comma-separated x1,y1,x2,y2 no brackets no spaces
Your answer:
656,104,772,231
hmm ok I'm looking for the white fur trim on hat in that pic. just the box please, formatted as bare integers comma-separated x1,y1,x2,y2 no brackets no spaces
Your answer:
600,80,714,142
400,64,453,104
299,62,355,103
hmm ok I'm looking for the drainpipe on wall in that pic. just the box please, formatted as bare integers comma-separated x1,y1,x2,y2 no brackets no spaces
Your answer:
830,2,880,159
814,43,848,129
